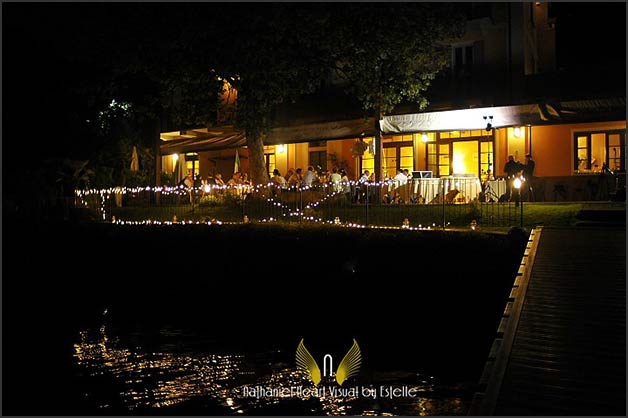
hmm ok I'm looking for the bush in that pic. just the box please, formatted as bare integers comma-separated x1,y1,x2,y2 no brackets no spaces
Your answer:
161,172,175,187
199,194,224,207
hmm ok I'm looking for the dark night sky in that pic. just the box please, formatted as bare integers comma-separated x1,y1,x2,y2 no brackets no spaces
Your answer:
551,2,626,71
2,2,626,163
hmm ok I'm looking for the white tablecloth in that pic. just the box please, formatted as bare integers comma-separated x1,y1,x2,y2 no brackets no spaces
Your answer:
441,177,482,203
485,180,507,200
409,176,481,204
410,178,441,203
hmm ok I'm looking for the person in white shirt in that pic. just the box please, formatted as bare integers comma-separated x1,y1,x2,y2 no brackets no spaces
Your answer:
329,167,342,192
271,168,287,196
393,169,408,186
357,170,370,203
288,168,302,188
302,166,318,187
340,169,351,200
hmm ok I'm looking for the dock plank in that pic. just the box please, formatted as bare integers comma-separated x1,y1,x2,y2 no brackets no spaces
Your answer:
470,227,626,416
492,227,626,415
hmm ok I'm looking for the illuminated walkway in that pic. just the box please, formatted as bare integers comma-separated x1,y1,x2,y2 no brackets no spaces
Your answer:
471,226,626,415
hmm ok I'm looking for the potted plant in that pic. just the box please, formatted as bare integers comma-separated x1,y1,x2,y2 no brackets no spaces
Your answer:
351,140,369,157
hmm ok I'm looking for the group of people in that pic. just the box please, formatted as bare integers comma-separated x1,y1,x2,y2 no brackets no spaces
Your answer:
270,166,352,196
381,169,413,204
177,170,255,204
180,156,538,205
269,166,415,204
272,166,349,188
178,172,228,189
503,153,535,201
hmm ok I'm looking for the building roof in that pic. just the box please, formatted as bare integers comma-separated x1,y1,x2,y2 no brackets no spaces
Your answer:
160,127,247,154
381,98,626,133
160,98,625,154
160,118,376,155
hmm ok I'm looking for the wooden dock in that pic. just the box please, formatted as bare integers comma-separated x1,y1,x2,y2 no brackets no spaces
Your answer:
470,226,626,415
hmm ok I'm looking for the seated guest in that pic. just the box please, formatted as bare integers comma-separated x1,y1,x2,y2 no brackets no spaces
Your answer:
271,169,287,195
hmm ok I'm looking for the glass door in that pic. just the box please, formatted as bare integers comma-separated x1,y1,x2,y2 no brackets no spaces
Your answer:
452,140,479,177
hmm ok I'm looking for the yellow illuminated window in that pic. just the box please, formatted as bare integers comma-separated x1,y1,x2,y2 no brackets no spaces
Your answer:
480,141,494,179
265,152,276,177
383,147,396,178
185,153,199,176
381,144,414,179
574,130,625,173
400,146,413,172
608,134,623,171
439,144,450,176
361,147,374,177
427,143,438,173
452,140,478,176
576,135,589,171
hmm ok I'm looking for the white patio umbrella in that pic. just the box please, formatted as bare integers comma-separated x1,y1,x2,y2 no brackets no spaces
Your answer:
234,149,241,174
173,154,187,185
130,146,139,172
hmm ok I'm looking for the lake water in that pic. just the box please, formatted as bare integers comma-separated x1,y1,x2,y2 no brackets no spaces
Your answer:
4,222,526,415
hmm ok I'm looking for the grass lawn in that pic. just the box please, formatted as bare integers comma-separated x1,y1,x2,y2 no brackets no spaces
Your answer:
107,201,624,231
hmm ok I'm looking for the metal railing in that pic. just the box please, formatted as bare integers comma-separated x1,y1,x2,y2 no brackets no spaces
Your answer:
75,179,526,229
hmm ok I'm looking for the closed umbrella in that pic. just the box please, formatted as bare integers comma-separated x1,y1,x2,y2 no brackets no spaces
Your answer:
234,149,241,174
130,146,139,172
173,154,187,185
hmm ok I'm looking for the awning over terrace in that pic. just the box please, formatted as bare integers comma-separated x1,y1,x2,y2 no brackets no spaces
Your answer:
265,117,376,145
160,118,376,154
160,98,625,154
380,98,626,134
160,127,247,154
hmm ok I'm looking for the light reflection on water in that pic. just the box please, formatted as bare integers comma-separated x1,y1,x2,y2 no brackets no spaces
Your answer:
73,326,468,415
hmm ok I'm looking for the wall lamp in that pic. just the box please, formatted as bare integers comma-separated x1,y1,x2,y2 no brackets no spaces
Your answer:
513,126,522,138
483,115,494,132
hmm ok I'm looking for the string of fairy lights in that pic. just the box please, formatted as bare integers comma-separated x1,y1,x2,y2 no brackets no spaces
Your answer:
75,180,468,231
74,178,472,198
106,217,447,231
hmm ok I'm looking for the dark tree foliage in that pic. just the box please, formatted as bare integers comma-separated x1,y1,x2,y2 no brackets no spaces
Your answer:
4,3,465,212
322,3,465,180
211,4,335,184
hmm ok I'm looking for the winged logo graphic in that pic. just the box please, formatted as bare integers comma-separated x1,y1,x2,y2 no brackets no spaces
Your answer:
295,338,362,386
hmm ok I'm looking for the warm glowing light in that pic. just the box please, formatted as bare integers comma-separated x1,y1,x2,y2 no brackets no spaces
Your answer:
452,153,466,174
421,133,429,143
513,177,522,189
172,154,179,162
276,144,287,153
76,181,454,230
513,127,522,138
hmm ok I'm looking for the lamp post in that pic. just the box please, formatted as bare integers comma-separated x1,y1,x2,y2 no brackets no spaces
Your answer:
513,176,523,228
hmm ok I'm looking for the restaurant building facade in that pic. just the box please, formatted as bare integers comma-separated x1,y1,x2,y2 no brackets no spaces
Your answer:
158,3,625,202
